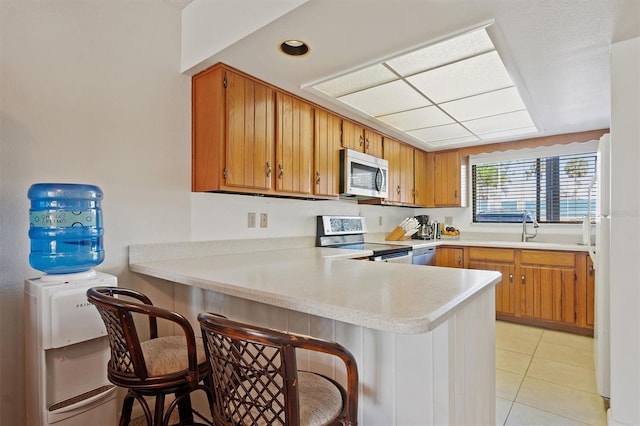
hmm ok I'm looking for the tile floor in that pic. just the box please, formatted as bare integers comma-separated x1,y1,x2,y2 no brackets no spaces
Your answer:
496,320,608,426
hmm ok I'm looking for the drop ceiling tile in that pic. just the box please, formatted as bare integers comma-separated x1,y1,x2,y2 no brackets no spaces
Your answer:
463,110,535,134
478,126,539,140
440,87,526,121
378,106,453,131
428,135,481,147
408,123,474,143
338,80,431,117
386,28,495,76
407,51,514,103
313,63,397,97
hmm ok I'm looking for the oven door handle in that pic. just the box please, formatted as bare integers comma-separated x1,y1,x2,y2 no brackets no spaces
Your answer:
375,167,384,192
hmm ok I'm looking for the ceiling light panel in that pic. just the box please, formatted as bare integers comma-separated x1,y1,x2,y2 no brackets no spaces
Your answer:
378,106,453,131
313,63,397,98
407,51,514,104
309,25,538,149
338,80,431,117
440,87,526,121
386,29,495,76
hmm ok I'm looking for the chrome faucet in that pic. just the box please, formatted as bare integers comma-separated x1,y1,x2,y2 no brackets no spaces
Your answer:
522,210,540,242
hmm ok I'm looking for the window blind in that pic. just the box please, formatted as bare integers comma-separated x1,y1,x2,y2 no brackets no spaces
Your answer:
472,152,597,223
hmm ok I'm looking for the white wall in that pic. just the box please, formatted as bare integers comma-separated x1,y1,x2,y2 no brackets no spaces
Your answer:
0,2,190,424
609,36,640,426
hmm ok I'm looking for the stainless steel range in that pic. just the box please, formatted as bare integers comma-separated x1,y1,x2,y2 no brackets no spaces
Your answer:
316,215,413,263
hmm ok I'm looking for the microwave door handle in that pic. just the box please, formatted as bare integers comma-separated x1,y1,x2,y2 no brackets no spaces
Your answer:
375,167,383,191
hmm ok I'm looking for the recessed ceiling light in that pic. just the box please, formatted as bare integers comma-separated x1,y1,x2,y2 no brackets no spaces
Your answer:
280,40,310,56
306,23,538,149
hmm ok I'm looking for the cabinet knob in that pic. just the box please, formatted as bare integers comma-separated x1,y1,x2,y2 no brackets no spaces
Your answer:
397,184,401,195
509,273,513,283
266,162,271,177
457,257,462,266
366,137,370,150
278,163,284,179
521,274,525,284
359,135,364,146
316,171,321,184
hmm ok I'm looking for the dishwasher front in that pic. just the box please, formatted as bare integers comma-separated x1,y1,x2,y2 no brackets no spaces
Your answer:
412,246,436,265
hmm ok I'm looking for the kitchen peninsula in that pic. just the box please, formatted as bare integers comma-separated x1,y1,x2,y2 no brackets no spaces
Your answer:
129,238,501,425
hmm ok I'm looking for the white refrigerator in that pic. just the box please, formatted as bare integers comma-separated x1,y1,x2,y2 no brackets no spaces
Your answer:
590,133,611,400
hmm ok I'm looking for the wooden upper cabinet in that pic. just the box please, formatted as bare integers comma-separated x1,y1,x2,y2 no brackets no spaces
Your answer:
275,92,314,195
314,109,342,197
192,64,275,192
414,149,430,206
364,128,384,157
383,137,402,203
341,119,383,157
399,143,415,204
432,150,462,207
227,70,276,190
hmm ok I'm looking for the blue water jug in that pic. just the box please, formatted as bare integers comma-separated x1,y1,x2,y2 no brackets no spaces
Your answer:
28,183,104,274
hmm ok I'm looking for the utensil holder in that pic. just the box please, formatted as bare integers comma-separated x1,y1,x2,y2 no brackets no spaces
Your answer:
385,226,407,241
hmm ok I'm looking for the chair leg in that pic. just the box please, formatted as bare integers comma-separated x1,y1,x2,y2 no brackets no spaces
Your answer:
153,394,166,426
119,392,135,426
176,390,195,425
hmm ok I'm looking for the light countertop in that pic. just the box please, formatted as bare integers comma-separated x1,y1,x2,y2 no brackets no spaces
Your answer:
129,244,501,334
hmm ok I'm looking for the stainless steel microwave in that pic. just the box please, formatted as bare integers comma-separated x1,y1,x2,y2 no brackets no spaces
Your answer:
339,148,388,199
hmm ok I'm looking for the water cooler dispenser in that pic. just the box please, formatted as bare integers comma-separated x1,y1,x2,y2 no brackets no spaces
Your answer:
25,183,118,425
25,271,119,426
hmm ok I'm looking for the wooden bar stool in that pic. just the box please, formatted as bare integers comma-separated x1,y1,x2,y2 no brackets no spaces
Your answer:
198,313,359,426
87,287,214,426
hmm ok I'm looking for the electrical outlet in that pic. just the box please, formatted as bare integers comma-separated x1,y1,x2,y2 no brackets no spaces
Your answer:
260,213,268,228
248,212,256,228
445,216,453,225
379,216,383,226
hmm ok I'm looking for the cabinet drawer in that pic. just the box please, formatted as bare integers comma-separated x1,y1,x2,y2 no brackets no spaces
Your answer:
520,250,575,267
468,247,515,263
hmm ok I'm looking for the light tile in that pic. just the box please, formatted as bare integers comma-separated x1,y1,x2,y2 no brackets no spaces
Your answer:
496,321,542,355
516,377,607,426
527,357,598,393
540,329,595,352
534,340,594,370
496,368,524,401
496,348,532,376
506,402,590,426
496,397,512,426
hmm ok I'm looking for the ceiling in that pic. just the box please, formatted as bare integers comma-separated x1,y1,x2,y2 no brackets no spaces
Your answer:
183,0,639,151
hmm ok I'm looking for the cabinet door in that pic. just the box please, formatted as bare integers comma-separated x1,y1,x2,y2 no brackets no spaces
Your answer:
383,138,402,203
436,247,464,268
520,265,576,324
314,109,341,197
414,149,430,206
226,70,275,190
470,261,516,316
399,142,415,204
433,150,461,206
364,128,384,157
341,119,365,152
275,92,313,195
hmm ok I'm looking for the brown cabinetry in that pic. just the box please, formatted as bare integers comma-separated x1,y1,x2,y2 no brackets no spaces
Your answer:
427,150,462,207
468,248,516,316
275,92,314,195
413,149,430,206
436,247,464,268
313,109,342,197
192,64,276,193
383,138,415,205
341,120,383,157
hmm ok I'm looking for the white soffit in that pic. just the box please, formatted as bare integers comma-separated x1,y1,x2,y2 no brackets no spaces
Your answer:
308,24,539,150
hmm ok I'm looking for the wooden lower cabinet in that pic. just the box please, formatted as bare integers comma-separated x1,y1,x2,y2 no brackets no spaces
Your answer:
456,246,593,335
435,247,464,268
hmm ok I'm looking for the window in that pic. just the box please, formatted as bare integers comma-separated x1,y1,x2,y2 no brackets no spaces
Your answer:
472,151,597,223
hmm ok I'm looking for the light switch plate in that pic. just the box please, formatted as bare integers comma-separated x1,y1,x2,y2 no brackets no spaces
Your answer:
248,212,256,228
260,213,268,228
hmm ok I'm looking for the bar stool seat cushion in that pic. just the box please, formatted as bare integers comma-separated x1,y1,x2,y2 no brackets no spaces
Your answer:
140,336,206,376
232,371,342,426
